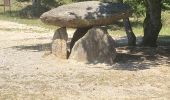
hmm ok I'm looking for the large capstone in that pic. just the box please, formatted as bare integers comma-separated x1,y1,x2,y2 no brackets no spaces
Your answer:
69,27,116,64
40,1,132,28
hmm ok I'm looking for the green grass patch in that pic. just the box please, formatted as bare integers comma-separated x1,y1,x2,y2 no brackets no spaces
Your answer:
0,0,57,30
0,14,57,30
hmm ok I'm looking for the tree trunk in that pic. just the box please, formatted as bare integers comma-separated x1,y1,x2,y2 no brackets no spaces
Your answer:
142,0,162,47
32,0,41,17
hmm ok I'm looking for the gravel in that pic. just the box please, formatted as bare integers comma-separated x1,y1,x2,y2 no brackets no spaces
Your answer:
0,20,170,100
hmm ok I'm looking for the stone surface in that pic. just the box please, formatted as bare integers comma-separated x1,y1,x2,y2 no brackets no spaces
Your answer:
69,27,116,64
52,27,68,59
40,1,132,28
70,27,91,51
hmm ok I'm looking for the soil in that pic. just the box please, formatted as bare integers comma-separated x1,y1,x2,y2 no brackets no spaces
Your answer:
0,20,170,100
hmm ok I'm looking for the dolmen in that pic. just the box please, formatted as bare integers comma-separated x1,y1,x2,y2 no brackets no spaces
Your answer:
40,1,133,64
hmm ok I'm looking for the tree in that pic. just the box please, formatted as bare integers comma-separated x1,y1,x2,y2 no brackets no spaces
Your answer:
17,0,59,18
123,0,163,47
105,0,163,47
142,0,162,47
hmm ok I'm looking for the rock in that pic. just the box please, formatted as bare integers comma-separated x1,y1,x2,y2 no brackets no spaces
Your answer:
40,1,132,28
70,27,91,51
52,27,68,59
69,27,116,64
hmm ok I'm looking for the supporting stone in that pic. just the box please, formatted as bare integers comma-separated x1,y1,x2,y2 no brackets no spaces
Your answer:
52,27,68,59
70,27,91,51
123,18,136,46
69,27,116,64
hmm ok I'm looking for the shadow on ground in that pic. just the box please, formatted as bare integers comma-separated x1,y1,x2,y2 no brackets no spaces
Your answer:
10,35,170,71
158,35,170,46
113,46,170,71
11,43,51,52
111,35,170,71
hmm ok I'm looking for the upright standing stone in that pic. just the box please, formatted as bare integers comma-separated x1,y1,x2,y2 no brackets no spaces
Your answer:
70,27,91,51
69,27,116,64
52,27,68,59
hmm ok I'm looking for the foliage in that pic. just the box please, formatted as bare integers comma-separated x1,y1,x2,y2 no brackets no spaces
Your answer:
124,0,145,18
19,5,49,18
162,0,170,10
74,0,170,18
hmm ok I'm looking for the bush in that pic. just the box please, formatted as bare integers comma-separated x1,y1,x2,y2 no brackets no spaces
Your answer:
124,0,145,18
19,5,49,18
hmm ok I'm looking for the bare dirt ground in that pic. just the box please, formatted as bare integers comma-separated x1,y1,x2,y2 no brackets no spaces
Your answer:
0,20,170,100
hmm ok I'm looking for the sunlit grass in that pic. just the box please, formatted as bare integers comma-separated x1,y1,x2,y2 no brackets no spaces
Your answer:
0,14,57,30
0,0,57,30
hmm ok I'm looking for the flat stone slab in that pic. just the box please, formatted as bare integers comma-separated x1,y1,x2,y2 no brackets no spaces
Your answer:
40,1,132,28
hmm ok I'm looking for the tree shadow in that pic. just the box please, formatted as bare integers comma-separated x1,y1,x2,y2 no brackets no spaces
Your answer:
110,35,170,71
111,46,170,71
11,43,51,52
9,35,170,71
158,35,170,46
